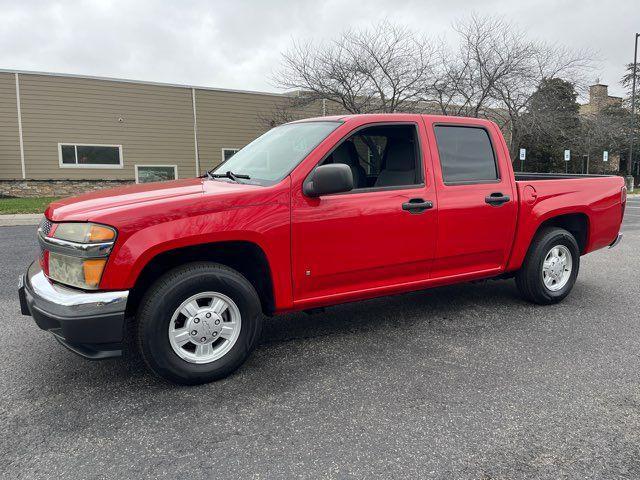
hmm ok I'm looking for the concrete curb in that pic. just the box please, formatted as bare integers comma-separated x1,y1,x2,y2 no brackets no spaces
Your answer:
0,214,41,226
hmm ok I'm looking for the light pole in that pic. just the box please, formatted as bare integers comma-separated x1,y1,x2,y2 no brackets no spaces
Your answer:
629,33,639,176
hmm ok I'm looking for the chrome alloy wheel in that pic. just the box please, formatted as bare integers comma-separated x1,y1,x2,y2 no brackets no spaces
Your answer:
541,245,573,292
168,292,241,364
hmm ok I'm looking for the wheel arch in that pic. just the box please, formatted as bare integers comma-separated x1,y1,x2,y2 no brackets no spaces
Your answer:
535,212,589,254
507,210,590,272
125,240,276,317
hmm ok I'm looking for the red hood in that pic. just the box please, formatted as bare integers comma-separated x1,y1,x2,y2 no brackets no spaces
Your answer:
46,178,206,221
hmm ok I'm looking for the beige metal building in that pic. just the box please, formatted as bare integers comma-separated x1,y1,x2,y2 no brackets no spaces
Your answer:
0,69,323,197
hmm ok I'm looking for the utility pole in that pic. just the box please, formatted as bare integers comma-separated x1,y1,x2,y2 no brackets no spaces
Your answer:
629,33,639,176
586,136,591,174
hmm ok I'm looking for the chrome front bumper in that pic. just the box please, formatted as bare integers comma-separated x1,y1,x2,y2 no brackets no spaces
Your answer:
19,262,129,359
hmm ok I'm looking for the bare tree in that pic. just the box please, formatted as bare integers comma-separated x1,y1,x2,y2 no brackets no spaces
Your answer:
428,16,532,118
498,41,591,156
427,40,480,117
580,109,629,172
272,15,593,162
257,93,321,129
426,14,592,155
274,22,436,114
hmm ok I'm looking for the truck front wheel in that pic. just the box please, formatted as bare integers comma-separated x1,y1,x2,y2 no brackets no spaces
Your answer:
137,262,263,385
515,227,580,305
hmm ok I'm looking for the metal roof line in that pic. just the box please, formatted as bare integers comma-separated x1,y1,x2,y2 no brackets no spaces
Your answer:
0,67,289,98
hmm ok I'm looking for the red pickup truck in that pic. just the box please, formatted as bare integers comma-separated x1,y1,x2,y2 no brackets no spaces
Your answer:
19,114,625,384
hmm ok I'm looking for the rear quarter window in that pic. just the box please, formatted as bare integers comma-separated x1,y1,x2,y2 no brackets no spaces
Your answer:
434,125,498,184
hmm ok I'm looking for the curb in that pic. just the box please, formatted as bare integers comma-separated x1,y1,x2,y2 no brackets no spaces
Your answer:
0,214,41,227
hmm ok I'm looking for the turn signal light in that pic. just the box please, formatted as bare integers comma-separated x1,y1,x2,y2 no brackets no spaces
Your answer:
48,253,108,290
88,225,116,242
83,259,107,288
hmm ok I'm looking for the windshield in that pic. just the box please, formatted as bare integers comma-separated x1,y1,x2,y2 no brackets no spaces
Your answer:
211,121,340,185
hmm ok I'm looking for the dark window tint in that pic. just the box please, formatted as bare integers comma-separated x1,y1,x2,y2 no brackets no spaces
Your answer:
137,166,176,183
60,144,121,166
61,145,76,164
76,146,120,165
223,149,239,162
434,126,498,183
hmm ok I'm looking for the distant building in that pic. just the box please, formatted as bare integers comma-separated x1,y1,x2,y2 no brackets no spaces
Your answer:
578,82,623,173
0,69,326,197
579,82,623,116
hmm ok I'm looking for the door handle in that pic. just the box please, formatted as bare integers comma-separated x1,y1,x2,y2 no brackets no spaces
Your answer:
402,198,433,214
485,192,510,206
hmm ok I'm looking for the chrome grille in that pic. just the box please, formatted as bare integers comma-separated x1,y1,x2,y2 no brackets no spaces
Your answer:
39,217,52,236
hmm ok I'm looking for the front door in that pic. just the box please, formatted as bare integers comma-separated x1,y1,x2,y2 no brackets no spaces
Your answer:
291,121,438,304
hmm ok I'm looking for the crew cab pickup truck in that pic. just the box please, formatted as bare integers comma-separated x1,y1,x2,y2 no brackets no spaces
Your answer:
18,114,626,384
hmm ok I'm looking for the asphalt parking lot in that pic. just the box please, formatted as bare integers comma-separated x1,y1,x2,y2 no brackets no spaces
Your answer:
1,199,639,479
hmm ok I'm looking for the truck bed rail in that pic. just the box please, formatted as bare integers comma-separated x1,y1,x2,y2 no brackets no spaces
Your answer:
514,172,617,181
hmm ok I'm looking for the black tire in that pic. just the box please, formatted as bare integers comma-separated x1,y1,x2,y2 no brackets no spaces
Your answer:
137,262,262,385
515,227,580,305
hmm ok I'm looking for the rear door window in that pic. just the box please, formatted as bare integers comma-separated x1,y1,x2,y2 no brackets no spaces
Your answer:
434,126,498,184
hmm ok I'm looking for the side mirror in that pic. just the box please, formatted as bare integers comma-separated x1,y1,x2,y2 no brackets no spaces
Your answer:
303,164,354,197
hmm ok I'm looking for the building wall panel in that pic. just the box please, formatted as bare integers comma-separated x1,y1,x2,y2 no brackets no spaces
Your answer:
0,73,22,179
0,70,335,188
18,74,197,180
195,90,315,170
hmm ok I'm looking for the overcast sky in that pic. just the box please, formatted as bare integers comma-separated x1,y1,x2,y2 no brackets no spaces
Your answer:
0,0,636,99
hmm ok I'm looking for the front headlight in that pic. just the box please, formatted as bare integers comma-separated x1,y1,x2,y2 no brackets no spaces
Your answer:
39,222,117,290
53,223,116,243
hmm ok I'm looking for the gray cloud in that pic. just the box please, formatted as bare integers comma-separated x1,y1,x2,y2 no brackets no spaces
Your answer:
0,0,636,98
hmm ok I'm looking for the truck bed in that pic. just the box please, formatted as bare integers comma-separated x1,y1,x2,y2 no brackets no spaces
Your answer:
506,172,625,273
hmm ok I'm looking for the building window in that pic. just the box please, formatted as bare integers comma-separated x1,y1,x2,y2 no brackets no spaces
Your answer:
58,144,123,169
222,148,240,163
135,165,178,184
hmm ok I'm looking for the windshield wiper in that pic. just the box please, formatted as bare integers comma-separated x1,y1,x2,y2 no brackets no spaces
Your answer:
208,171,251,183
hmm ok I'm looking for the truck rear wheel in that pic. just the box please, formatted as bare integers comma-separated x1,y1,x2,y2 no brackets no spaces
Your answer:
137,262,262,385
515,227,580,305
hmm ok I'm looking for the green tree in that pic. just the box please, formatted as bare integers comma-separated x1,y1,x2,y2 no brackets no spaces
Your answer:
620,62,640,173
519,78,581,172
621,62,640,111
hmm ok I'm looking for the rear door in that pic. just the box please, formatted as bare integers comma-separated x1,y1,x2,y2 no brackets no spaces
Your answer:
425,119,517,278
